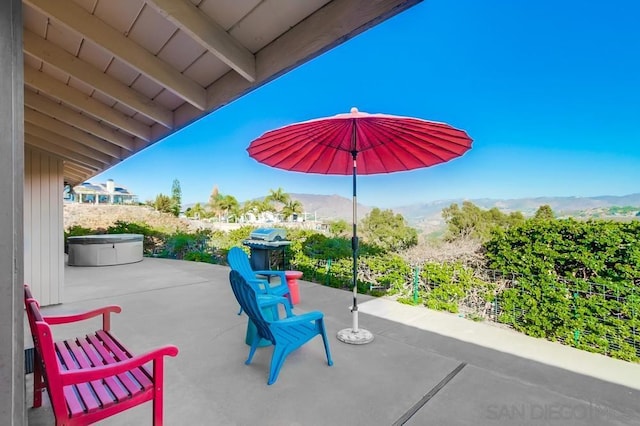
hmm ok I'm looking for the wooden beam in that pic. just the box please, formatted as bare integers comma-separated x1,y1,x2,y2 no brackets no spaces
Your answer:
65,161,96,177
63,160,89,178
24,30,174,128
24,122,114,165
146,0,256,82
25,0,207,110
24,66,152,141
25,134,104,170
206,0,421,109
64,168,96,186
24,107,124,159
24,90,136,151
62,165,89,183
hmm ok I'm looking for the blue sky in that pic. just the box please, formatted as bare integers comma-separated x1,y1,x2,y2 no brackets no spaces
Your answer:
95,0,640,208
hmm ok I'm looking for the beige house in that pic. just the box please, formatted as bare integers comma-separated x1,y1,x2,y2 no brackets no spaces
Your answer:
0,0,422,423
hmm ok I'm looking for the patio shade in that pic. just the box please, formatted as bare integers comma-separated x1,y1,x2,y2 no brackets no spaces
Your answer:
247,107,472,344
247,108,472,175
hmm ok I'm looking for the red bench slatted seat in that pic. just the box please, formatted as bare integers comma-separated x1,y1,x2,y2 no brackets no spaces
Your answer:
24,284,179,426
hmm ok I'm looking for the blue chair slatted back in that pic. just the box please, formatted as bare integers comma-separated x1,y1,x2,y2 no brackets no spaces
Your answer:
227,246,292,308
227,247,258,285
229,270,276,344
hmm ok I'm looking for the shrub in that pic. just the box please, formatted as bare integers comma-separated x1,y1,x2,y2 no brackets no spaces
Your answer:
64,225,96,253
105,220,167,255
417,262,494,314
161,230,211,260
485,219,640,361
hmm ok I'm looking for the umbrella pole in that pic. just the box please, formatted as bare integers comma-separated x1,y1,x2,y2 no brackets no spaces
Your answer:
337,151,374,344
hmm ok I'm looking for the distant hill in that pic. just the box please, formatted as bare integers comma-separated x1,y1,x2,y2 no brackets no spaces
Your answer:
392,193,640,233
64,203,193,232
186,193,640,233
288,193,372,221
289,192,640,234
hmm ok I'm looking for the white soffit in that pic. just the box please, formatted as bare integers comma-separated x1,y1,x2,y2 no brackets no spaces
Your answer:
20,0,422,184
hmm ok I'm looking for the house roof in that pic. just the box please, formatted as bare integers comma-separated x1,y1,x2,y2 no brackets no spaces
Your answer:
73,181,135,195
22,0,422,185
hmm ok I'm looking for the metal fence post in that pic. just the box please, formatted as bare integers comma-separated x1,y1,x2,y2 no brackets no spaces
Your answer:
633,285,638,358
573,291,580,346
413,266,419,305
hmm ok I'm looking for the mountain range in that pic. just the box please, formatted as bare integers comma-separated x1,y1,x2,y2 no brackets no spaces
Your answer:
287,192,640,233
188,193,640,233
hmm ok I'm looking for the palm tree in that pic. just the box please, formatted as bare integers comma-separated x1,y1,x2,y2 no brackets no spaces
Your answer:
241,199,269,222
218,195,239,222
186,202,205,219
265,187,290,213
281,199,303,221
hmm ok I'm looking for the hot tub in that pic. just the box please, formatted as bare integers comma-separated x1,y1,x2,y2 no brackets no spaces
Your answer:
67,234,143,266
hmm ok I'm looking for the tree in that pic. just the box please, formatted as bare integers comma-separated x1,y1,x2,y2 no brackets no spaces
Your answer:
265,187,290,214
442,201,525,241
266,187,290,204
360,208,418,252
153,193,173,214
208,185,223,221
327,219,349,237
218,195,239,222
281,199,303,221
185,202,205,219
534,204,555,220
442,202,482,239
241,199,275,222
170,179,181,217
240,200,258,219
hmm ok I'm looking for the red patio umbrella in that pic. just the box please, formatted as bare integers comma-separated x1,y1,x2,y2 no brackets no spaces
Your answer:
247,108,472,344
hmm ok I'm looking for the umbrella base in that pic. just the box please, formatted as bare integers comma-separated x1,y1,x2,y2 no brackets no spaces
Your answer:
336,328,374,345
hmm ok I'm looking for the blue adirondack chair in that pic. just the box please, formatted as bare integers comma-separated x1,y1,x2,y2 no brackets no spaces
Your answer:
228,270,333,385
227,247,292,313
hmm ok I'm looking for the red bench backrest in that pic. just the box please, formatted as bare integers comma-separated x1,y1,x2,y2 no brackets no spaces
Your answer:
24,286,67,420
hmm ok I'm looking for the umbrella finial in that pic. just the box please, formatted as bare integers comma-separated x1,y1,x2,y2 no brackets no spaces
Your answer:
350,107,358,114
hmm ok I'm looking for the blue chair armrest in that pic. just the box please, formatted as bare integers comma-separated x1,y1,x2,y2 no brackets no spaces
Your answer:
248,278,272,294
257,295,294,318
254,270,287,283
271,311,324,328
256,294,281,303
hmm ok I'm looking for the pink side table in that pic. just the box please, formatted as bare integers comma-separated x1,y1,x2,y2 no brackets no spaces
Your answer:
284,270,303,305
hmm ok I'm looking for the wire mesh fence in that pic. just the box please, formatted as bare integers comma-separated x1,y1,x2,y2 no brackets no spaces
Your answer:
295,256,640,362
424,267,640,362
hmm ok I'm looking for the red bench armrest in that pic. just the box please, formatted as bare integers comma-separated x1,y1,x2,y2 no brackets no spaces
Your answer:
42,305,122,331
59,345,179,386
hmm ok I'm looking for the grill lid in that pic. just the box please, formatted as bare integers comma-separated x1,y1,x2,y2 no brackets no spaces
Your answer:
249,228,287,242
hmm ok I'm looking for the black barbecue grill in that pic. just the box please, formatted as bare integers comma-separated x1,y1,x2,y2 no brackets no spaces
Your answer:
242,228,290,270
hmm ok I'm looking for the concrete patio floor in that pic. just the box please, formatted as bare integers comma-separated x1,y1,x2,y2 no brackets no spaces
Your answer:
26,258,640,425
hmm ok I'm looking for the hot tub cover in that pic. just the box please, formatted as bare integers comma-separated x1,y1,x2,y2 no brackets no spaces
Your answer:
67,234,143,244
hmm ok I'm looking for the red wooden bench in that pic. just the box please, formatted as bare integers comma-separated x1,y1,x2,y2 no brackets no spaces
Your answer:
24,284,179,425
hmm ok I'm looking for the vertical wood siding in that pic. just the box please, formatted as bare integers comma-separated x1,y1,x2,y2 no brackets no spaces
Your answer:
24,148,63,306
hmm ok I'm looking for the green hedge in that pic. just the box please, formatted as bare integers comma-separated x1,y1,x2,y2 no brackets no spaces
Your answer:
67,218,640,362
485,219,640,361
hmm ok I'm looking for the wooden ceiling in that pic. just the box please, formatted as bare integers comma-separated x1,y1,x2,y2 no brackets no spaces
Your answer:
21,0,421,184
